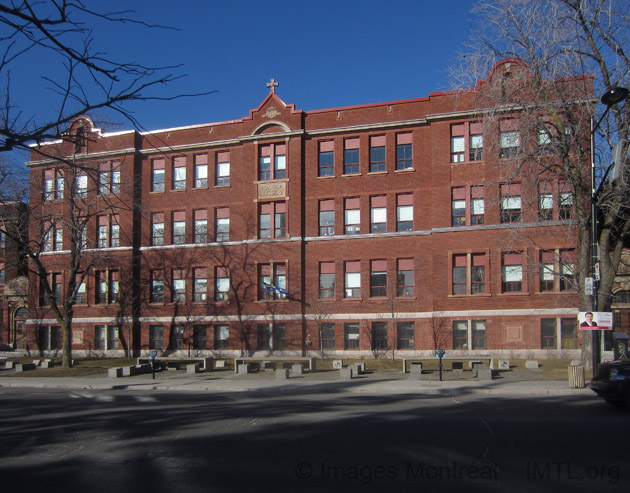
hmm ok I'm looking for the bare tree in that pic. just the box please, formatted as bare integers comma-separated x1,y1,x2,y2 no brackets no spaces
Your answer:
0,1,212,152
0,3,213,368
452,0,630,367
431,312,451,355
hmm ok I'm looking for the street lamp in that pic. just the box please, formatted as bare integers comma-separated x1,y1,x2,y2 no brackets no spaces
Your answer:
590,86,628,375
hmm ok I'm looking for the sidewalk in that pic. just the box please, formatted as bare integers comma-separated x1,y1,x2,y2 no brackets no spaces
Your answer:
0,367,595,397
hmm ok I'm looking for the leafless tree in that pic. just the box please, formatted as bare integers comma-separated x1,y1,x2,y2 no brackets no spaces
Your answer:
452,0,630,366
0,1,212,153
431,312,451,355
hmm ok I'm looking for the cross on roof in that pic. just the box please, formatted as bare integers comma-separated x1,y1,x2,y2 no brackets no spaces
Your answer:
267,78,279,93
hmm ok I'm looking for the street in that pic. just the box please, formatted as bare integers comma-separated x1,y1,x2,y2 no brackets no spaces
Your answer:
0,387,627,492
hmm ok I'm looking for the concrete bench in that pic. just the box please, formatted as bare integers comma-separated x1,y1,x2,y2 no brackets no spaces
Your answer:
2,361,15,370
276,368,290,380
291,363,305,375
263,361,277,371
15,363,36,372
339,367,353,380
187,363,202,374
525,360,540,369
40,360,54,369
410,362,423,374
237,363,251,375
215,360,226,369
108,367,124,378
475,365,493,381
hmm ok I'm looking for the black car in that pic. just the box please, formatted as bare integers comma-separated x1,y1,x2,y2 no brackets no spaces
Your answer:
591,360,630,408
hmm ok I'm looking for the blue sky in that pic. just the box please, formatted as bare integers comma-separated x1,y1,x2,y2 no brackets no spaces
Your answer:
7,0,479,163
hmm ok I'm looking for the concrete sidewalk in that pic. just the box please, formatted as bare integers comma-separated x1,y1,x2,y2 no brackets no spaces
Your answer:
0,368,595,397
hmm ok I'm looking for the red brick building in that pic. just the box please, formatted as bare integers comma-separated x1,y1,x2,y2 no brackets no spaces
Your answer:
23,60,589,359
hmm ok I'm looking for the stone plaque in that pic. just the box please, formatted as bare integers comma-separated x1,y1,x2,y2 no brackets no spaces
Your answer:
258,181,286,199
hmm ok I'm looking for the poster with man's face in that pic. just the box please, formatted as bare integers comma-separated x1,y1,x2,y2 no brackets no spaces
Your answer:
578,312,612,330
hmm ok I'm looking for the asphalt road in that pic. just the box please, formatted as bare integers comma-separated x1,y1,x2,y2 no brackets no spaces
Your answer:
0,387,627,493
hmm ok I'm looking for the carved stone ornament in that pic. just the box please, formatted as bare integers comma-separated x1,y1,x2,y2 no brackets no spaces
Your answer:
258,181,286,199
263,106,281,119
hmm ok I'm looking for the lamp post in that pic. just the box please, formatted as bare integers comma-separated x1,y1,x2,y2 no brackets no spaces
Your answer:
590,86,628,375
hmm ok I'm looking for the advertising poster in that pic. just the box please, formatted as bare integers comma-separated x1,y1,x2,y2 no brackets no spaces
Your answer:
578,311,613,330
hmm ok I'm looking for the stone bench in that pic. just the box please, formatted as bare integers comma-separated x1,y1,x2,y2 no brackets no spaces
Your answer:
339,367,353,380
237,363,252,375
525,360,540,369
410,362,423,374
215,360,226,369
41,359,54,369
291,363,305,375
108,367,124,378
187,363,202,374
475,365,493,381
15,363,37,372
276,368,290,380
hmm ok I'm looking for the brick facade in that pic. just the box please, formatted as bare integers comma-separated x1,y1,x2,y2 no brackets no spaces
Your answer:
23,60,589,359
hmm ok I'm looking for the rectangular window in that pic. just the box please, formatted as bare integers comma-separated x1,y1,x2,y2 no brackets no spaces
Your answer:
172,269,185,303
321,323,336,349
538,182,553,221
44,170,54,201
75,275,86,304
396,133,413,170
344,197,360,234
371,322,388,350
500,183,522,223
257,323,270,350
561,318,577,349
216,207,230,242
98,161,120,195
259,143,286,180
539,250,555,291
396,194,413,231
451,122,483,163
344,260,361,298
452,186,484,226
258,263,287,301
319,261,335,299
319,199,335,236
173,156,186,190
259,202,286,239
149,325,163,350
344,322,360,349
152,159,165,192
344,137,360,175
75,174,88,197
471,320,486,349
170,324,184,350
109,271,119,303
172,211,186,244
453,320,468,349
111,215,120,247
559,182,573,220
273,324,286,350
96,271,108,304
216,151,230,186
193,325,207,350
541,318,556,349
397,258,414,297
560,249,576,291
370,259,387,297
95,325,118,350
55,170,65,199
397,321,415,349
39,326,62,350
502,252,523,293
318,141,335,177
452,253,487,295
370,196,386,233
193,267,207,302
194,154,208,188
214,324,229,350
98,163,110,195
151,213,165,246
151,270,164,303
499,119,520,158
215,267,229,301
369,135,386,172
97,218,108,248
194,209,208,243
